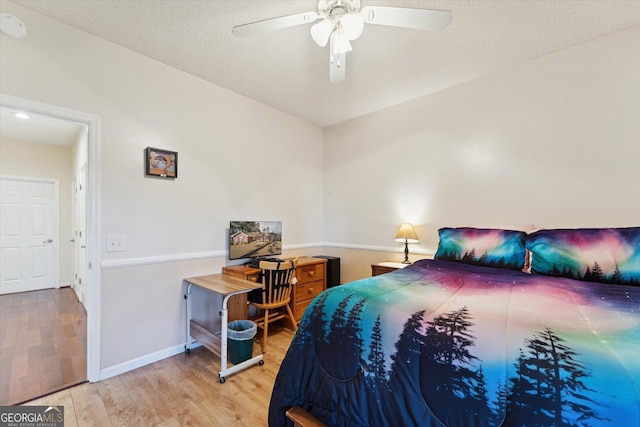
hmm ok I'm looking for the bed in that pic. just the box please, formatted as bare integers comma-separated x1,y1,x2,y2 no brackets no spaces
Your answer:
269,227,640,427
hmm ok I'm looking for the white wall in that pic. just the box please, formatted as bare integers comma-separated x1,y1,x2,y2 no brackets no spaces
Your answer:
0,3,324,373
323,26,640,283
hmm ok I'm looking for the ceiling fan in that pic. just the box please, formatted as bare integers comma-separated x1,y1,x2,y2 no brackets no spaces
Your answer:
232,0,451,83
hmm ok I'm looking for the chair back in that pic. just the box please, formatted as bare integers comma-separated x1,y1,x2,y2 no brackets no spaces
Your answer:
258,258,298,305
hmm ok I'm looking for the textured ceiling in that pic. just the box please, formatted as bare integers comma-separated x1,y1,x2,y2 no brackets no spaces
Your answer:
8,0,640,127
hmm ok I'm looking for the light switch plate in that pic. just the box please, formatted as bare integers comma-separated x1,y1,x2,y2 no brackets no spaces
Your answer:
106,235,126,252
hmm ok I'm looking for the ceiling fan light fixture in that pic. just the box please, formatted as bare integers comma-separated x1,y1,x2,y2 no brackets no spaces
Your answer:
310,18,334,47
340,13,364,40
330,28,352,55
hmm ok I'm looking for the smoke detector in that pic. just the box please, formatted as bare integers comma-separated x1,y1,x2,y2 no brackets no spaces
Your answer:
0,13,27,39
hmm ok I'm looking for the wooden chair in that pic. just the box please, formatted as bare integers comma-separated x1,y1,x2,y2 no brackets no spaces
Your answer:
249,258,298,352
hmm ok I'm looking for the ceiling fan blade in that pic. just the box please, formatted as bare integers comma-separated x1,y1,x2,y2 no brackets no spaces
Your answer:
361,6,451,31
329,52,346,84
232,12,319,37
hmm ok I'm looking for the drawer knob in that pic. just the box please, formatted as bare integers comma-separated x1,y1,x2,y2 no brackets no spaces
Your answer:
308,288,314,293
308,271,315,276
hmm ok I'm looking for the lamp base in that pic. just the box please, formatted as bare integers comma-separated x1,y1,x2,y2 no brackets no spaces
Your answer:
402,241,411,264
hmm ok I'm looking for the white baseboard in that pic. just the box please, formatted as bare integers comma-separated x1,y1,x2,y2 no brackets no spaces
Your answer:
99,342,202,381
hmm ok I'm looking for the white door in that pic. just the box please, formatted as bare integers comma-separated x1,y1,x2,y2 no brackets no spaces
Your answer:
72,165,88,307
0,177,58,294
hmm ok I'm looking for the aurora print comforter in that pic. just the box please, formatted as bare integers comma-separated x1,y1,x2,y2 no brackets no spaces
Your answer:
268,259,640,427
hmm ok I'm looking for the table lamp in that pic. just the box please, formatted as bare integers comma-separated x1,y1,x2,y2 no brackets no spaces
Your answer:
395,223,419,264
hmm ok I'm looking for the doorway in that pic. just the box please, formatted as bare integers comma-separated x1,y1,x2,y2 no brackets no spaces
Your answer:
0,94,101,391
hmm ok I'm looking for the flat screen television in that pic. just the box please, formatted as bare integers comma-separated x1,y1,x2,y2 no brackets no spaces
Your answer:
229,221,282,261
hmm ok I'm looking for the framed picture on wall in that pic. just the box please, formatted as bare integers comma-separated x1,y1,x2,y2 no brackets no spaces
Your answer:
145,147,177,178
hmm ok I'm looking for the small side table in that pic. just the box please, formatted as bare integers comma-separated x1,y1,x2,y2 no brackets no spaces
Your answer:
371,261,410,276
184,273,264,383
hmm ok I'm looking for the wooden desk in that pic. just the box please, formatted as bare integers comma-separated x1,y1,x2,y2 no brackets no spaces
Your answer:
222,257,327,329
184,273,264,383
222,264,261,281
289,258,326,329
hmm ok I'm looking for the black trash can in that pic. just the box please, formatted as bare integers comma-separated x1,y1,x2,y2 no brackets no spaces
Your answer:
227,320,257,364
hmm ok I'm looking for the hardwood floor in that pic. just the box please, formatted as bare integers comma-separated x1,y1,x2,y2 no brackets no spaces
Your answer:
0,287,87,405
22,326,294,426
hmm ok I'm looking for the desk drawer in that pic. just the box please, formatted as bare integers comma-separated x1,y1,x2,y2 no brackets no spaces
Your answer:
295,299,313,321
297,263,325,284
295,279,323,302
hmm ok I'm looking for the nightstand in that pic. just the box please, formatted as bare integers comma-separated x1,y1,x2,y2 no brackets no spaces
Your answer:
371,261,410,276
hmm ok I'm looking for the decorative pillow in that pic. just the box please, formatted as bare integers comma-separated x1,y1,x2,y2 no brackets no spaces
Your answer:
526,227,640,286
434,227,527,270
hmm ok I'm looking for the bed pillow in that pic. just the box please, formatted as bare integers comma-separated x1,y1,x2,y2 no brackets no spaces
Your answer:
434,227,527,270
526,227,640,286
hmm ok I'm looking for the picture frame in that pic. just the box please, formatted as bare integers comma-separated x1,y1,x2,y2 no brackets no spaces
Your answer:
145,147,177,178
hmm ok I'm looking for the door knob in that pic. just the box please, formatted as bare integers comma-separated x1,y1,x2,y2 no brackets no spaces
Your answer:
43,239,53,244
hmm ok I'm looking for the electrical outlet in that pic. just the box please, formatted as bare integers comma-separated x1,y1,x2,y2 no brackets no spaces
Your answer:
106,235,126,252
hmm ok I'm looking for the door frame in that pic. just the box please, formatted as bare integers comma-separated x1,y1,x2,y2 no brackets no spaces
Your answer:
1,93,102,382
71,165,88,307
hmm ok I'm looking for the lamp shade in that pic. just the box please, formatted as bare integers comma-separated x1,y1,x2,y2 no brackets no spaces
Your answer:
340,13,364,40
394,223,419,243
330,27,352,55
310,18,334,47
